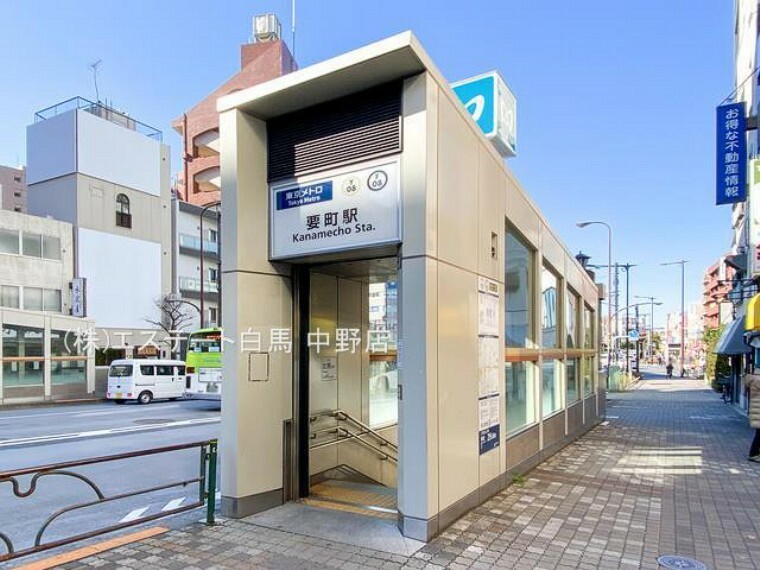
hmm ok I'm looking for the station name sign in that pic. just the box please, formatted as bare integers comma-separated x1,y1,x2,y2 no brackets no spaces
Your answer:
270,160,400,259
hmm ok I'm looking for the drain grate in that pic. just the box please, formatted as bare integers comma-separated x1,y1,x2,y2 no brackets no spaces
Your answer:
133,418,172,425
657,555,707,570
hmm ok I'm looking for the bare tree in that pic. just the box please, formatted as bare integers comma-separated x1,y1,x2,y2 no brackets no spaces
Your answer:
145,296,195,358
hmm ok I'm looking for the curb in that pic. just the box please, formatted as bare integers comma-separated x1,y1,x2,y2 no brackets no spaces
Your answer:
0,398,106,411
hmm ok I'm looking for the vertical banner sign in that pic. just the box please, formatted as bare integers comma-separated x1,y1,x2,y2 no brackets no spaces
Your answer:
477,277,501,455
71,277,86,318
716,102,747,205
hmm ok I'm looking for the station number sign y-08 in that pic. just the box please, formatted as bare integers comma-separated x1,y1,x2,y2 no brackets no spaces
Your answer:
270,161,400,259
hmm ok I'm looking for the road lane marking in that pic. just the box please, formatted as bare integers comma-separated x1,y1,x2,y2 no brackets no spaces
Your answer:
120,507,150,523
161,497,186,512
0,417,221,448
0,402,190,421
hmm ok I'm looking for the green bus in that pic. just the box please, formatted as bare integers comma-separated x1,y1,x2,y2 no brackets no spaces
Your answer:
184,327,222,400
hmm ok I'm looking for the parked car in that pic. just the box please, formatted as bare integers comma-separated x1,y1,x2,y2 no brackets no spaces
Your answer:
106,359,186,404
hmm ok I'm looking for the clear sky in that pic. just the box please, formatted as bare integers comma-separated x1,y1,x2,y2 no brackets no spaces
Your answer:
0,1,734,327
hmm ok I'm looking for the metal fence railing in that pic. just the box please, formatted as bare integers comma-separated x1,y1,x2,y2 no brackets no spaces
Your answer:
0,439,217,564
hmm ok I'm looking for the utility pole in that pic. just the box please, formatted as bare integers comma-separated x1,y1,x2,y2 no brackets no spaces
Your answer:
661,260,688,377
619,263,636,373
635,295,658,364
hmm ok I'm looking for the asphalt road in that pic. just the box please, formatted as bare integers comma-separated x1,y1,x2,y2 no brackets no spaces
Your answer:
0,399,221,561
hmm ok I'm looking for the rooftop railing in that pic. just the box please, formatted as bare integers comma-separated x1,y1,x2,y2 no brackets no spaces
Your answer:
34,97,162,141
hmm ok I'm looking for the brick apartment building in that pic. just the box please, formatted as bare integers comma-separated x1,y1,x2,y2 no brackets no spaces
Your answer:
172,16,296,207
702,255,735,330
0,164,26,212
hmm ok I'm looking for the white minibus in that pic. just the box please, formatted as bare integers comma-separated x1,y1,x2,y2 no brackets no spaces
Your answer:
106,359,186,404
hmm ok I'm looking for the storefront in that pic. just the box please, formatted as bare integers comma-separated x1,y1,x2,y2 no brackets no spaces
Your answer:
217,32,604,541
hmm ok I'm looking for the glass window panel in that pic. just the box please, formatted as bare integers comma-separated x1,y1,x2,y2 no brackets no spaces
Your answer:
22,232,42,257
566,291,578,348
2,325,45,387
42,235,61,260
140,365,155,376
0,228,19,254
566,358,580,403
1,285,20,309
43,289,61,312
505,231,534,348
368,278,398,428
584,306,595,349
52,359,86,385
583,356,595,396
51,329,81,357
541,267,559,348
506,361,536,433
156,365,174,376
23,287,43,311
542,358,562,416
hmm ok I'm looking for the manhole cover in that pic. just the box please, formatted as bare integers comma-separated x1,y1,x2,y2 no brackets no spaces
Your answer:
657,556,707,570
133,418,172,425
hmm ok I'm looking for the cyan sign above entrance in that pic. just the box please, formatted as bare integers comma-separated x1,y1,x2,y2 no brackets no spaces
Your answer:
452,71,517,158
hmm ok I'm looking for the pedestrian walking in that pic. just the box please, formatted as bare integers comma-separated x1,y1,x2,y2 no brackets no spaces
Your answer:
665,362,673,379
745,372,760,462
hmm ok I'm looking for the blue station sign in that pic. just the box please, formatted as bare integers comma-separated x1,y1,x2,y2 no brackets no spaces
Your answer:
276,181,333,210
716,102,747,205
452,71,517,158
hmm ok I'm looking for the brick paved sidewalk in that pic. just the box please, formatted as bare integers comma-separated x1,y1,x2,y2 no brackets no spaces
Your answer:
56,377,760,570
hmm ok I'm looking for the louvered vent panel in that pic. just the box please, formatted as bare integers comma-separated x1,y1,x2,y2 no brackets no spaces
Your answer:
267,82,402,182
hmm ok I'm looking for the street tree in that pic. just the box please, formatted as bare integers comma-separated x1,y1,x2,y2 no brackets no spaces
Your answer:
145,295,194,358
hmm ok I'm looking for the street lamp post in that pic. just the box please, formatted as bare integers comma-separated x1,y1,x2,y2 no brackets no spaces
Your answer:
661,260,688,377
576,221,613,353
199,201,221,329
635,295,658,364
616,263,636,372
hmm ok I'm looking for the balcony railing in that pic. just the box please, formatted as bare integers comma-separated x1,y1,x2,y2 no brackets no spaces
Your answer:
179,276,218,293
34,97,162,141
179,234,219,254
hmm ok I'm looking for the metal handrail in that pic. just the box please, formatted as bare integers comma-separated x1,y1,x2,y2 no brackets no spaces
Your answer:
310,426,398,463
333,410,398,453
0,439,218,563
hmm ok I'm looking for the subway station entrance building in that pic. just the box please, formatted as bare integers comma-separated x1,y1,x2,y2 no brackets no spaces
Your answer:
218,32,604,541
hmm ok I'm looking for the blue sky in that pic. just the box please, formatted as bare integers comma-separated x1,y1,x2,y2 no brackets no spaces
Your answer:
0,1,734,326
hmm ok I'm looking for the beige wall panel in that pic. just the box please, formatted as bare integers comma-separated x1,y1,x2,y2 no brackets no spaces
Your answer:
478,149,506,283
505,177,540,248
541,225,565,274
311,446,339,476
309,273,338,414
437,96,479,272
402,73,438,258
479,447,500,488
220,271,293,499
219,110,288,276
506,425,540,470
437,263,479,510
337,278,364,420
338,440,384,482
398,256,438,519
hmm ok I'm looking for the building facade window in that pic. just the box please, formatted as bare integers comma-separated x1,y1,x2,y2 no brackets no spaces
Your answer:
23,287,43,311
51,329,86,386
541,265,559,348
567,358,580,403
22,232,42,257
42,235,61,260
1,285,20,308
116,193,132,228
22,287,61,312
208,267,218,283
0,229,19,255
505,229,534,348
208,307,218,325
506,361,536,433
208,228,218,243
542,358,562,416
566,289,578,348
583,305,595,396
2,324,45,390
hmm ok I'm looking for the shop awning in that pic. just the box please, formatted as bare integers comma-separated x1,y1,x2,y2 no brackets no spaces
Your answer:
715,313,750,355
747,293,760,331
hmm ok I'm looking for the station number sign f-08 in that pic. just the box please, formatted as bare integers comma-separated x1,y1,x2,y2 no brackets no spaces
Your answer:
270,160,400,260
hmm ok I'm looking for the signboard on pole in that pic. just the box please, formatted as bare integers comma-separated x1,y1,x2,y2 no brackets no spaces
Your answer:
452,71,517,158
716,102,747,205
269,159,400,260
71,277,86,318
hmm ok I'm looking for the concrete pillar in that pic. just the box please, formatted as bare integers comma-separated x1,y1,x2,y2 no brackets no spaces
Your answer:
219,109,293,518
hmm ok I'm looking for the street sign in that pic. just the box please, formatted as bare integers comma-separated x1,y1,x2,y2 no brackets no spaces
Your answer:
716,102,747,205
452,71,517,158
71,277,86,318
628,329,640,341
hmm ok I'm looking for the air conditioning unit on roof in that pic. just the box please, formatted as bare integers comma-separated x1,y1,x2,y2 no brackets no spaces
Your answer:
254,14,281,43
